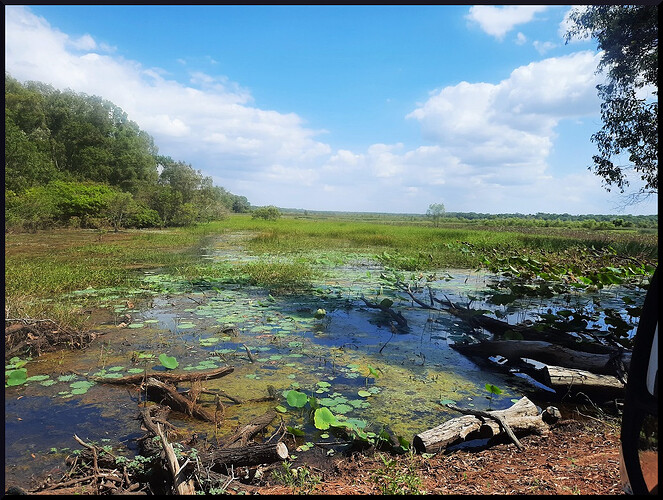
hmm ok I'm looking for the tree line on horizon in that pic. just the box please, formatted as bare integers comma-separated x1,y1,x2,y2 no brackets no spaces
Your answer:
5,73,251,232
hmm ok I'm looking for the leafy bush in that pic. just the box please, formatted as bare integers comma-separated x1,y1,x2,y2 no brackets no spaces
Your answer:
124,204,161,228
252,205,282,220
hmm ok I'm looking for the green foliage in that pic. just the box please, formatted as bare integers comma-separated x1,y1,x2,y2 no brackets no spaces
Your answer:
252,205,282,220
4,74,250,231
372,452,424,495
272,462,321,494
426,203,446,227
565,5,658,196
313,407,337,430
286,390,309,408
6,368,28,387
158,354,179,370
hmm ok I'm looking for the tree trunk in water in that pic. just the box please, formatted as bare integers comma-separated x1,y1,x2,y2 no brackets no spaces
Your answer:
543,364,625,398
453,340,630,376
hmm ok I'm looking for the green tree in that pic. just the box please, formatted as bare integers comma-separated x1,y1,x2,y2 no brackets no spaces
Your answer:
565,5,658,197
102,191,136,232
426,203,446,227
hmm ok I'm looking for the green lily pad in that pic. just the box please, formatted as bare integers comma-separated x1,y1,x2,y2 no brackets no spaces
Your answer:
286,390,308,408
275,405,288,413
6,368,27,386
40,380,57,387
332,403,353,414
314,407,337,430
159,354,179,370
26,375,51,382
127,323,144,329
357,390,371,398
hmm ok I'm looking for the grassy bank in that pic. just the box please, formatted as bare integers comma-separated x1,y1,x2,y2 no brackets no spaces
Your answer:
5,214,658,327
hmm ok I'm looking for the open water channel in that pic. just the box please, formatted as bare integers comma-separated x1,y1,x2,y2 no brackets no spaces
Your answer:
4,233,643,488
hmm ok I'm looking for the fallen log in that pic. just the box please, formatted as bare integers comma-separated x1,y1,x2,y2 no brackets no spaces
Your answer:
145,378,216,422
74,365,234,385
360,296,408,328
222,410,278,448
413,396,559,454
453,340,631,376
155,422,196,495
542,364,625,398
398,284,624,354
201,442,289,468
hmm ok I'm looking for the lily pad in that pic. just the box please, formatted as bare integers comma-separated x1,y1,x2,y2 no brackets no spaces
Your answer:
313,407,337,430
26,375,51,382
357,390,371,398
6,368,27,386
332,403,353,414
159,354,179,370
286,390,308,408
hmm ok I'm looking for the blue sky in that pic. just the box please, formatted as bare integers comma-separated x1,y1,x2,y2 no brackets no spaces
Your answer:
5,4,658,215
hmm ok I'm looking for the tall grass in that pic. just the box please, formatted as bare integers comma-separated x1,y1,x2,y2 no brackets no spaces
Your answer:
5,215,657,327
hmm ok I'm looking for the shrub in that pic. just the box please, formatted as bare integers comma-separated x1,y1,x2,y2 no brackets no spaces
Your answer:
252,205,282,220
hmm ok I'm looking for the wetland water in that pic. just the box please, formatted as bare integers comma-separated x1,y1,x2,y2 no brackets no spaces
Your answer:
4,234,644,487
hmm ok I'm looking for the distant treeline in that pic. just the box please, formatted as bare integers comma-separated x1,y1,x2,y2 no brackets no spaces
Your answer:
281,208,657,229
5,73,250,232
440,212,658,229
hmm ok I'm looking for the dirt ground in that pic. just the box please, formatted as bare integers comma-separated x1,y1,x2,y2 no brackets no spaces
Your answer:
254,417,625,495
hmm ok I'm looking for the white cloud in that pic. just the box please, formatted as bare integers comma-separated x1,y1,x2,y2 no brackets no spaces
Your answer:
515,32,527,45
68,33,97,51
533,40,557,55
5,6,331,185
466,5,549,40
5,6,655,216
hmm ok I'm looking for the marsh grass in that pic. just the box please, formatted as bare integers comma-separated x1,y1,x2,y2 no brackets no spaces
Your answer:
5,215,657,328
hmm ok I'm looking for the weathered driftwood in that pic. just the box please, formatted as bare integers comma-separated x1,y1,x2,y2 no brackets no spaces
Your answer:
222,410,278,449
360,296,409,328
453,340,631,376
201,442,288,467
145,378,217,422
413,396,559,454
543,364,625,396
155,423,196,495
76,365,234,385
5,318,97,359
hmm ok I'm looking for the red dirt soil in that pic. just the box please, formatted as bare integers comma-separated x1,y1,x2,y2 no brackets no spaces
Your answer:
254,418,625,495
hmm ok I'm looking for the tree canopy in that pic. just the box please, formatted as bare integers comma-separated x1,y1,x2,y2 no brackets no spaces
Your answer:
5,73,251,231
565,5,658,198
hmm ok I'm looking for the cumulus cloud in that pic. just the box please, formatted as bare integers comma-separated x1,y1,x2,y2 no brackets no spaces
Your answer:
4,5,331,185
533,40,557,55
515,32,527,45
5,5,653,215
466,5,549,40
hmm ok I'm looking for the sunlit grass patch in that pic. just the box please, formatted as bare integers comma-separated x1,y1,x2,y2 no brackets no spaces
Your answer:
238,260,318,291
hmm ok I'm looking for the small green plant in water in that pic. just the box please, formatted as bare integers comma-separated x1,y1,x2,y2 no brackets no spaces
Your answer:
159,354,179,370
485,383,503,409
